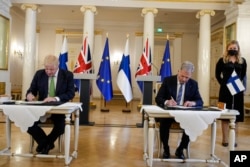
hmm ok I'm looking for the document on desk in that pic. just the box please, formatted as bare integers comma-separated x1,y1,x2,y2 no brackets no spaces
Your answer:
166,105,202,110
166,106,222,111
18,101,45,105
16,101,64,106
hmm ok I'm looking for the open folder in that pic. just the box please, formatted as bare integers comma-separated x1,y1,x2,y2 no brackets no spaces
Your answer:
18,101,64,106
165,105,221,111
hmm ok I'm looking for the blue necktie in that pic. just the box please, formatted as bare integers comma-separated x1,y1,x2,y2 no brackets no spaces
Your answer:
176,84,183,105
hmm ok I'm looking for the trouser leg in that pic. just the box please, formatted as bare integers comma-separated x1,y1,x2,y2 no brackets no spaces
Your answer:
27,121,47,146
159,118,174,152
47,114,65,145
178,132,190,149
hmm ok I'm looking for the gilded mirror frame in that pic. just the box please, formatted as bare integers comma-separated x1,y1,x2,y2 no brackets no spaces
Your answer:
0,14,9,70
225,23,236,45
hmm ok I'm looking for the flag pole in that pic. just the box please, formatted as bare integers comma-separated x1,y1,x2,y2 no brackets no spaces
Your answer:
98,34,112,112
122,101,131,113
116,33,133,112
232,95,234,109
101,98,110,112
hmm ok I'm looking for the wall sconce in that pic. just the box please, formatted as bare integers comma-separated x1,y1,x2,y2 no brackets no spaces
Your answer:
14,50,23,59
112,51,122,66
113,60,120,65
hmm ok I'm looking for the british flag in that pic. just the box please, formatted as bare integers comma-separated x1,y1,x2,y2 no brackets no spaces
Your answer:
135,38,152,92
73,37,92,91
73,37,92,73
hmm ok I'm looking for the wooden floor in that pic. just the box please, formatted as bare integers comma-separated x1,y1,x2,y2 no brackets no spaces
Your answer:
1,99,250,167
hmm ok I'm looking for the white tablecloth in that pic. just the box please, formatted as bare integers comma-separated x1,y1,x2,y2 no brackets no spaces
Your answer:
0,102,82,132
168,110,221,141
141,105,222,142
1,105,52,132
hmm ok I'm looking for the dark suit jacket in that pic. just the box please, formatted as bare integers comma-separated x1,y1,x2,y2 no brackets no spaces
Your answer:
26,69,75,102
155,75,203,108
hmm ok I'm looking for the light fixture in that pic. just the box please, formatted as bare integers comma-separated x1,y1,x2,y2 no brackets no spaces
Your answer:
14,50,23,59
112,50,122,65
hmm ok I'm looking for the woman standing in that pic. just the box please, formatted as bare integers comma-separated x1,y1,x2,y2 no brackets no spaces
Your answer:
215,40,247,147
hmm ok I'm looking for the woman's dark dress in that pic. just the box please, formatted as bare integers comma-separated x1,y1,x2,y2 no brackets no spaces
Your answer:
215,57,247,122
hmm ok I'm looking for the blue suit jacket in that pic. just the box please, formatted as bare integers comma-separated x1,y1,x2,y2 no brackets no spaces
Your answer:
26,69,75,102
155,75,203,108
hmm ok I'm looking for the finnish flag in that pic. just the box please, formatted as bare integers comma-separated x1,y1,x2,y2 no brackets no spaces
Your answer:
227,70,245,96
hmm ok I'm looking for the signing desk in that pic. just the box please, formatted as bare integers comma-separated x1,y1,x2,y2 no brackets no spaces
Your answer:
0,102,82,166
141,105,239,167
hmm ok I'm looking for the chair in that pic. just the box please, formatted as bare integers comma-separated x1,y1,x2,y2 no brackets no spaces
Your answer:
154,82,190,158
29,120,64,153
155,121,190,158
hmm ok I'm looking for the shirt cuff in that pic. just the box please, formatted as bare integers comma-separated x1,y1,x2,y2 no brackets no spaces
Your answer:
164,100,168,106
55,97,60,101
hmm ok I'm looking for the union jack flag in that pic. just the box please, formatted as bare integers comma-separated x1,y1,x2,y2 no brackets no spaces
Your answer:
73,37,92,73
73,37,92,92
135,38,152,92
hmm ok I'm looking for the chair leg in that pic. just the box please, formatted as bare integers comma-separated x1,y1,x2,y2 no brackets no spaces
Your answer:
155,128,162,158
186,143,190,158
158,133,162,158
29,135,34,153
58,134,64,153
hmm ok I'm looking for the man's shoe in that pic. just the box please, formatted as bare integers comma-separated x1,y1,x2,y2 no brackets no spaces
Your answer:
163,151,170,159
222,142,228,147
175,149,185,159
49,143,55,150
36,145,43,153
41,143,55,154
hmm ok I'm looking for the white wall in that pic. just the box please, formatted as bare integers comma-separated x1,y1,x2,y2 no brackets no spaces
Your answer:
182,34,199,80
9,8,25,90
8,7,199,100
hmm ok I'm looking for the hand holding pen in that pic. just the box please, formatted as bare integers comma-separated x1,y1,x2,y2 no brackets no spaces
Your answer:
26,93,35,101
166,96,177,106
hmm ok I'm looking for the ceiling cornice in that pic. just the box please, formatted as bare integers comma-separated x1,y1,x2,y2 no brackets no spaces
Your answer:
11,0,237,11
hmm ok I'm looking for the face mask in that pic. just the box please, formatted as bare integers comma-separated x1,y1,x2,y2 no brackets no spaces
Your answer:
228,50,238,56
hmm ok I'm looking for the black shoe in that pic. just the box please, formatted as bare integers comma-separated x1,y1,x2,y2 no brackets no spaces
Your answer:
49,143,55,150
36,145,43,153
163,151,170,159
222,142,228,147
175,149,185,159
41,143,55,154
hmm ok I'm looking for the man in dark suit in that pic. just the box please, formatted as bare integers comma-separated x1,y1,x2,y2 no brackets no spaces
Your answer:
155,61,203,159
26,54,75,154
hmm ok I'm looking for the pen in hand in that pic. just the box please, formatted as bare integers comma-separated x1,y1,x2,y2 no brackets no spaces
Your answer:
26,93,35,101
168,96,177,106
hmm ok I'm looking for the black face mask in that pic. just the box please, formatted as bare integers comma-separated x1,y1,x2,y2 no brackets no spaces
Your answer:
228,50,238,56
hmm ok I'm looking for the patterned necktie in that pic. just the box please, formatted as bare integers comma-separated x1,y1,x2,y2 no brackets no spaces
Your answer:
49,76,55,97
176,84,183,105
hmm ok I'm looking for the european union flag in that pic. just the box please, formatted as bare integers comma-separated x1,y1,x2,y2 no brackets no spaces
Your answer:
59,36,68,70
159,39,172,81
96,38,113,101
